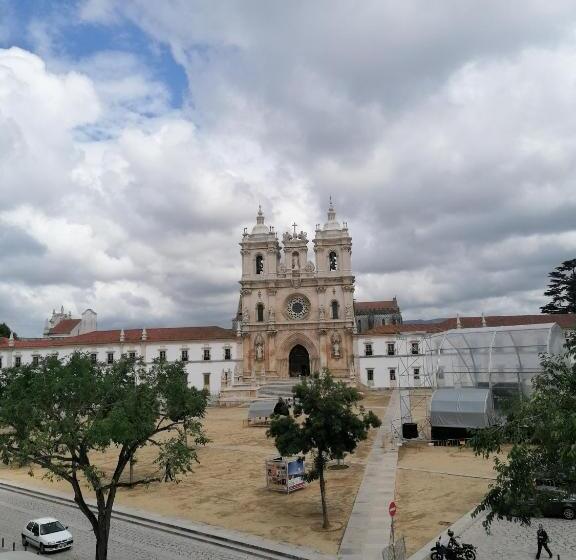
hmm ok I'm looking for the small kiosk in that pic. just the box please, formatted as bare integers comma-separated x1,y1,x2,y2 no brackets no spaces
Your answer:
265,456,306,493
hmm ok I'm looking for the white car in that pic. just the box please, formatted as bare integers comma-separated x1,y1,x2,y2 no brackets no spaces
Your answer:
21,517,73,554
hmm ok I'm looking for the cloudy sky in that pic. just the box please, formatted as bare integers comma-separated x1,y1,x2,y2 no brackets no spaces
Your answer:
1,0,576,336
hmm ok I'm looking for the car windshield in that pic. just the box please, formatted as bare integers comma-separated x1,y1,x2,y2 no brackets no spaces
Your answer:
40,521,66,535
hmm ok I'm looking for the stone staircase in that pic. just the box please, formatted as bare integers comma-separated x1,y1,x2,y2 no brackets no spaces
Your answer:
257,380,296,399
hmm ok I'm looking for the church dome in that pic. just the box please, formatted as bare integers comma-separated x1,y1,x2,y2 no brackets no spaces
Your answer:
251,206,269,234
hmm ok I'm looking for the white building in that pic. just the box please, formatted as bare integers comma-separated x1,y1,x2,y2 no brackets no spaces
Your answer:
0,323,241,396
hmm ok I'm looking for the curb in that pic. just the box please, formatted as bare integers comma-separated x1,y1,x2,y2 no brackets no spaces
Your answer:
0,479,335,560
407,506,479,560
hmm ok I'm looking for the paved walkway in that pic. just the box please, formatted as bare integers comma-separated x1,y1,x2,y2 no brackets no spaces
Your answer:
339,389,400,560
409,508,576,560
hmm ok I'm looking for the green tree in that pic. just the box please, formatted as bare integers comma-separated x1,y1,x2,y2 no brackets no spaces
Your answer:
0,353,208,560
541,258,576,313
0,322,16,338
267,370,381,529
470,332,576,527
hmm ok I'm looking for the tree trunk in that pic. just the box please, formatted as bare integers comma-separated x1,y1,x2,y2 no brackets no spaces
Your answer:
319,464,329,529
94,505,114,560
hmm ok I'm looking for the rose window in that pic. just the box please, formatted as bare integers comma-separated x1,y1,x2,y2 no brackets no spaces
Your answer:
286,296,310,320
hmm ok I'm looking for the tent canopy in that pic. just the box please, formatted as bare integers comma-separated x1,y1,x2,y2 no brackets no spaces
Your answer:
430,388,494,429
247,399,276,420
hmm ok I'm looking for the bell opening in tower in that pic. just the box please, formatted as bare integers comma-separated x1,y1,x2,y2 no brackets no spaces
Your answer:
289,345,310,377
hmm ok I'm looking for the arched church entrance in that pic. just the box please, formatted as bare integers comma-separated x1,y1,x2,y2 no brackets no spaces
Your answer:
289,345,310,377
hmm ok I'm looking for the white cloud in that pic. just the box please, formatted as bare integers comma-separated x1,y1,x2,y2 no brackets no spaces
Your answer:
4,2,576,334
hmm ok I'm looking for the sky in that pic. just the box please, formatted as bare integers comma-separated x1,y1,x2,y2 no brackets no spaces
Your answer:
1,0,576,336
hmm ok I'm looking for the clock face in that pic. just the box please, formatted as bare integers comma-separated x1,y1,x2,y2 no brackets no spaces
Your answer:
286,295,310,320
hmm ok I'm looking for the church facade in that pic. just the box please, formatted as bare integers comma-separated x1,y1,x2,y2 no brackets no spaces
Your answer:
237,202,356,382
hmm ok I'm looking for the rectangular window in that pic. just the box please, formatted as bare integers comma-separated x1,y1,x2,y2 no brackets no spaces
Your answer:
364,343,373,356
107,352,114,365
159,350,166,361
411,341,419,355
181,349,188,362
367,369,374,382
203,348,211,361
128,351,136,360
413,368,420,379
389,368,396,381
90,353,97,364
32,355,40,366
387,342,395,356
224,347,232,360
15,356,21,367
203,372,210,389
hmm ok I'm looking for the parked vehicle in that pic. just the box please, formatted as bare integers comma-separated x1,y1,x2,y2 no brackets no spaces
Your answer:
21,517,73,554
430,537,477,560
533,479,576,520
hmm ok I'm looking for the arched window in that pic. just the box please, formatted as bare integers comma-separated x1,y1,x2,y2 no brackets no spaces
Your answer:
329,251,338,271
257,303,265,322
255,255,264,274
331,300,339,319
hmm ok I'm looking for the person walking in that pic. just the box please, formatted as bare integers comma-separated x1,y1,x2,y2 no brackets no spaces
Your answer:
536,523,553,559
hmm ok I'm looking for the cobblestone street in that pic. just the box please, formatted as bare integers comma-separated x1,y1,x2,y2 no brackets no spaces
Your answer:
452,513,576,560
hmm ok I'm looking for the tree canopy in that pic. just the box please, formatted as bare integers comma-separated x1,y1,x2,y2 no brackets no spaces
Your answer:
0,353,208,560
541,258,576,314
470,331,576,527
267,370,381,528
0,322,16,338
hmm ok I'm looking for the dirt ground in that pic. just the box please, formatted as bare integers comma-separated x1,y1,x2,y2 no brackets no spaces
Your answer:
0,392,389,554
395,443,499,555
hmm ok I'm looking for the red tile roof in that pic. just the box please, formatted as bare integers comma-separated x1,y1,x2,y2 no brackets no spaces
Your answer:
47,319,81,335
0,326,236,350
354,300,399,313
364,314,576,336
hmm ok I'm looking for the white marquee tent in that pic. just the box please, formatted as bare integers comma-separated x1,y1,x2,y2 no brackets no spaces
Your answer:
424,323,565,396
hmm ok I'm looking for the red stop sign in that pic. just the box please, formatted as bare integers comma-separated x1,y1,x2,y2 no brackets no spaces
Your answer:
389,501,397,517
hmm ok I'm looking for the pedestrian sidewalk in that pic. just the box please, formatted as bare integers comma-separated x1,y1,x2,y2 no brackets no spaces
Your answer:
339,389,400,560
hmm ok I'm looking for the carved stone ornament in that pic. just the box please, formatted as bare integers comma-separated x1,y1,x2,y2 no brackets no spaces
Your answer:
319,305,326,320
242,307,249,324
345,305,353,319
304,261,315,272
240,288,252,296
316,286,326,293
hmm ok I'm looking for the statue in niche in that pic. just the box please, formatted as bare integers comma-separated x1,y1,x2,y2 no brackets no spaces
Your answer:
291,251,300,270
255,335,264,361
319,305,326,320
331,332,341,359
268,308,275,322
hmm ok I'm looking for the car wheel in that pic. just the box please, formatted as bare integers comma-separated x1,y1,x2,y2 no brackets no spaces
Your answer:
39,543,45,554
562,507,575,520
